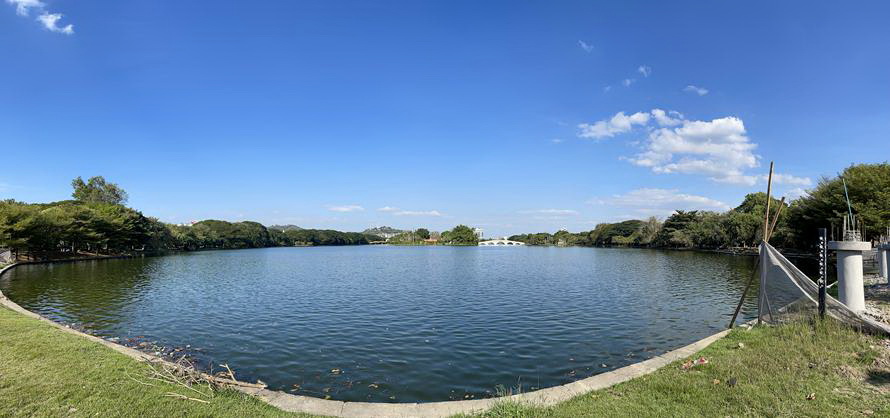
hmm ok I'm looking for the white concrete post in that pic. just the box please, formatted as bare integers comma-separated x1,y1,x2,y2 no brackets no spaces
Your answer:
879,244,890,282
828,241,871,313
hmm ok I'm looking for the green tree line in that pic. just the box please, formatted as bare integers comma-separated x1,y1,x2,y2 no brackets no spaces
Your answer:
511,163,890,250
0,177,381,261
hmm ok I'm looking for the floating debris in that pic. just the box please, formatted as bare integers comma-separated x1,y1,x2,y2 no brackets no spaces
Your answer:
368,383,379,389
331,368,342,375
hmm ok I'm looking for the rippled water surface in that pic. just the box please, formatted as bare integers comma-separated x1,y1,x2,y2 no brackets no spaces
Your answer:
1,246,766,402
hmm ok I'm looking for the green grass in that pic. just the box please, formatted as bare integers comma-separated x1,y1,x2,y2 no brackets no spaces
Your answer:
0,306,315,417
468,320,890,417
3,303,890,418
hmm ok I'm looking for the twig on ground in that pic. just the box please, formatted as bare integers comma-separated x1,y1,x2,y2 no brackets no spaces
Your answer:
164,392,211,403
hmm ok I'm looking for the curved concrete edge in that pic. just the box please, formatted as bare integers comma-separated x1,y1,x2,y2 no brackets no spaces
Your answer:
0,261,733,418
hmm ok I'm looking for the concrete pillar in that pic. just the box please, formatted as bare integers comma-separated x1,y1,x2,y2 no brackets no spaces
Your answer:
879,244,890,282
828,241,871,313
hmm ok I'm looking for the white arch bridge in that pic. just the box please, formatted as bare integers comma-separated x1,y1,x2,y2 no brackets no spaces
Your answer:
478,239,526,246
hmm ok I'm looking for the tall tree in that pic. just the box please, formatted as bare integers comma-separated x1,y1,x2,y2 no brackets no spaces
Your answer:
71,176,129,205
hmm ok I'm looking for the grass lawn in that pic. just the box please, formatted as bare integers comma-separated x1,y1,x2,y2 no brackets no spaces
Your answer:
0,306,313,418
471,321,890,417
3,303,890,418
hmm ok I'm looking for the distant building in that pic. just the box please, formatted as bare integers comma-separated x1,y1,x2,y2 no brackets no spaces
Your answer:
473,228,484,239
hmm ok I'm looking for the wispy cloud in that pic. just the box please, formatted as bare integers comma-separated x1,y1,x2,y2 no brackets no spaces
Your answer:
684,85,709,96
520,209,579,216
37,12,73,34
394,210,443,217
550,138,563,144
591,188,730,218
578,40,594,53
622,78,635,87
328,205,365,213
377,206,400,212
578,111,650,140
637,65,652,77
603,85,612,93
7,0,41,15
6,0,74,34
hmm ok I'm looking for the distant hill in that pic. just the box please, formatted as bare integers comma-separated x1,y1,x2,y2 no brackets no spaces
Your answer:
362,226,406,236
268,224,304,232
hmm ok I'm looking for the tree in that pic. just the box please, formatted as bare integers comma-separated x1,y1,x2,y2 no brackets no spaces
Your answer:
637,216,662,246
71,176,129,205
788,163,890,248
415,228,430,240
443,225,478,245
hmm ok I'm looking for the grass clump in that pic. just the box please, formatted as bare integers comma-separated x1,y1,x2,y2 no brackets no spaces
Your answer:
469,320,890,417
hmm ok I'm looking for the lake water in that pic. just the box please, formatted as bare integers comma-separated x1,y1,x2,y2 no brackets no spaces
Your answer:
1,246,768,402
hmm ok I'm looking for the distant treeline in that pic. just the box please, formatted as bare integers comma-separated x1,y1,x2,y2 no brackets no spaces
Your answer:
0,199,383,260
510,163,890,251
0,177,383,261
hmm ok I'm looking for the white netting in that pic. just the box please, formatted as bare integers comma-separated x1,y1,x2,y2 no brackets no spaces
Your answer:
758,242,890,335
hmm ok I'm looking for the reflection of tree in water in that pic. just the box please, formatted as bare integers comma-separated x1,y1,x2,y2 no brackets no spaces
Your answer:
1,258,159,334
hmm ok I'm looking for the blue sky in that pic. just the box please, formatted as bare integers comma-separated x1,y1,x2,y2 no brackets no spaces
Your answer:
2,1,889,237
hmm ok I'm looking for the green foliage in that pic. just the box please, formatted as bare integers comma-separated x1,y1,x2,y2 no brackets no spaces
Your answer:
441,225,479,245
788,163,890,247
415,228,431,240
280,229,370,246
71,176,129,205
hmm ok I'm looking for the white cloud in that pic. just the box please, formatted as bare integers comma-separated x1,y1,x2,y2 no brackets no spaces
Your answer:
581,109,813,188
650,109,683,127
786,187,810,200
393,210,443,217
377,206,400,212
550,138,563,144
7,0,42,15
684,85,709,96
520,209,579,216
771,173,813,186
328,205,364,213
578,40,594,52
622,78,635,87
711,172,813,187
592,188,731,217
637,65,652,77
37,12,73,34
578,111,650,139
628,115,760,184
6,0,74,34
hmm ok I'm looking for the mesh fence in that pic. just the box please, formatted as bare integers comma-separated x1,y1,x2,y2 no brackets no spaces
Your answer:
758,242,890,335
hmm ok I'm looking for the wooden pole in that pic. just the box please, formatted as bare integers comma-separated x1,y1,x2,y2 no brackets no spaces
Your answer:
763,162,774,243
727,259,760,328
758,161,774,325
765,196,786,242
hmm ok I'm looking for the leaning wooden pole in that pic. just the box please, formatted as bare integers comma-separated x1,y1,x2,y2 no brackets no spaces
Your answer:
727,260,760,328
728,161,775,329
757,162,775,325
765,196,786,242
763,162,774,241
